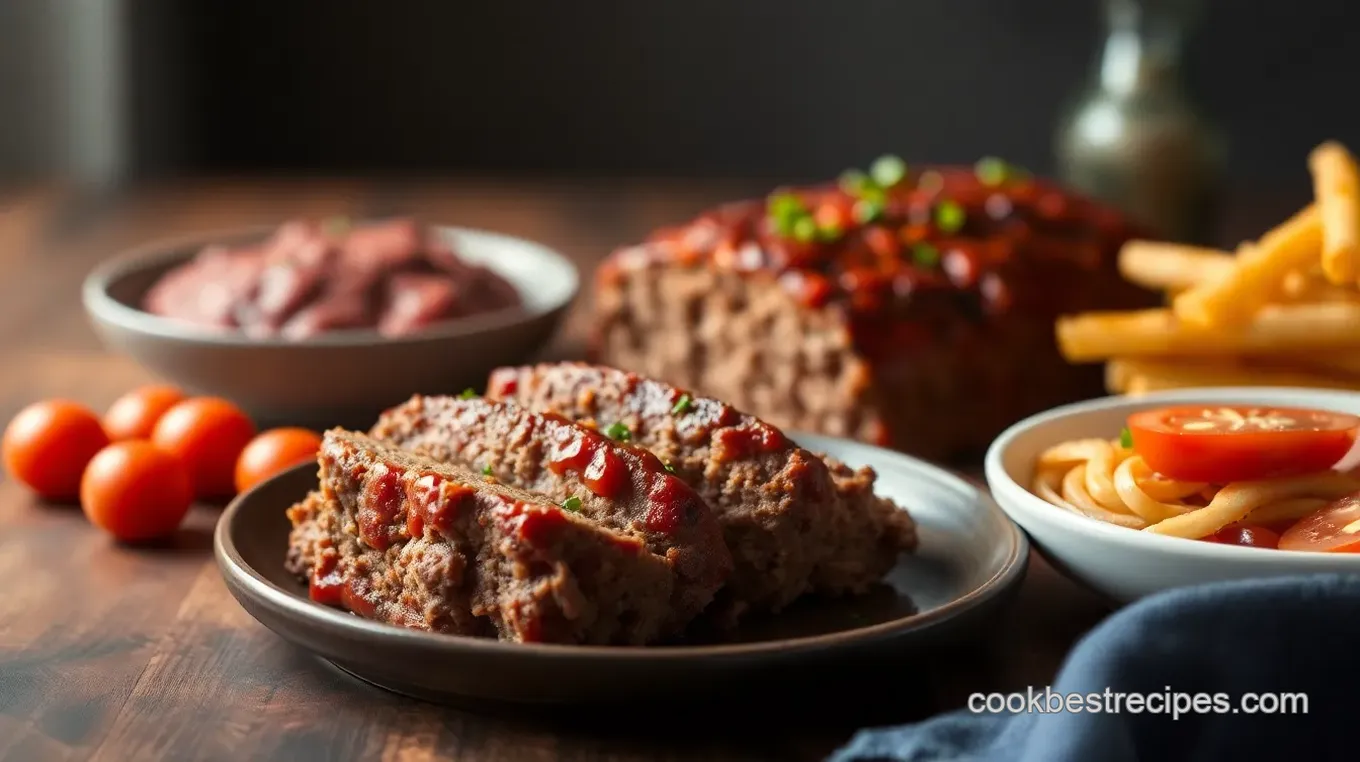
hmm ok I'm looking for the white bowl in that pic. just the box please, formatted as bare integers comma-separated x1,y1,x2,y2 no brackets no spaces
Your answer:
985,387,1360,602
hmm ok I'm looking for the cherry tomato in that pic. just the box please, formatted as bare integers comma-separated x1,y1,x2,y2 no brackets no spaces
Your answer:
1278,492,1360,553
1127,405,1360,483
235,427,322,493
3,399,110,500
1200,523,1281,549
102,385,186,441
81,441,192,542
151,397,256,498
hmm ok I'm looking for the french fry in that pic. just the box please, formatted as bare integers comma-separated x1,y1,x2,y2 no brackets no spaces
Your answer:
1104,360,1134,393
1040,143,1360,538
1172,205,1322,327
1279,268,1360,303
1123,376,1154,395
1056,302,1360,362
1108,357,1360,395
1117,240,1234,291
1309,141,1360,285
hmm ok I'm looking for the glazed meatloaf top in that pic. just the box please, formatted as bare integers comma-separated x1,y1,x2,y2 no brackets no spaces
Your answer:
596,162,1145,361
487,362,916,616
317,429,678,644
368,394,732,621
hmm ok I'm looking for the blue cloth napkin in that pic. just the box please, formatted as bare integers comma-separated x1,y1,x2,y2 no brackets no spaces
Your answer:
830,574,1359,762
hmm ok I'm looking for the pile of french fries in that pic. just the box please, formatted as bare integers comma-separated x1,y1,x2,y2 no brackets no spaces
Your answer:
1058,140,1360,395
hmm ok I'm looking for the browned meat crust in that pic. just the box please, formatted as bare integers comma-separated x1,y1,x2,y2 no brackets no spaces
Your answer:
298,429,678,645
367,395,732,623
487,362,917,619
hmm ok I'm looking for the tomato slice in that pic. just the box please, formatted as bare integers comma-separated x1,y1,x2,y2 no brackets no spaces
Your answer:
1278,493,1360,553
1199,523,1281,549
1127,405,1360,483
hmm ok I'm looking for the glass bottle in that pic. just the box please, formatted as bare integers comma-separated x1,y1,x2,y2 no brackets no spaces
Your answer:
1055,0,1223,244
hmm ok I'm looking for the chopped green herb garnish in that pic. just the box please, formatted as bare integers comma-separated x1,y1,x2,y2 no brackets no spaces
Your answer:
1120,427,1133,449
974,156,1010,187
852,198,884,225
604,422,632,441
482,464,493,476
767,191,807,236
870,155,907,189
791,215,818,243
935,200,966,233
459,388,477,400
671,394,692,415
768,191,805,218
857,182,887,204
664,461,676,474
912,242,940,267
838,169,873,196
561,496,582,512
817,220,844,242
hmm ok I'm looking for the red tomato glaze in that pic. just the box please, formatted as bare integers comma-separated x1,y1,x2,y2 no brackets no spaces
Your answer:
355,464,405,550
546,428,628,498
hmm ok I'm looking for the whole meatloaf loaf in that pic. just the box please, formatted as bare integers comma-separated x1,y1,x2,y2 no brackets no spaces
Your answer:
592,159,1156,460
300,429,680,645
368,394,732,623
487,362,917,618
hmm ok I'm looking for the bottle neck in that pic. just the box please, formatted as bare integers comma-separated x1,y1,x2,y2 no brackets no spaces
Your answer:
1098,0,1198,97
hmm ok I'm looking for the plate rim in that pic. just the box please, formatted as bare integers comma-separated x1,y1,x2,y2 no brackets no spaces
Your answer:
214,432,1029,662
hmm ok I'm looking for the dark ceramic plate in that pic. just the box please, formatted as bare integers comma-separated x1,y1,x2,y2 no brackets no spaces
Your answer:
215,433,1028,705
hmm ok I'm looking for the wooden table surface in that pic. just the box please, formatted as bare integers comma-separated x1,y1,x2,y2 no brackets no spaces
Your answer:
0,178,1291,762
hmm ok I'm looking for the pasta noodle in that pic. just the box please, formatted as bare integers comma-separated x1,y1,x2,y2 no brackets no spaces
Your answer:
1031,437,1360,539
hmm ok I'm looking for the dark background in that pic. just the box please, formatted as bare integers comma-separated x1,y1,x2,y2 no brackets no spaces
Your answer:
130,0,1358,187
5,0,1359,189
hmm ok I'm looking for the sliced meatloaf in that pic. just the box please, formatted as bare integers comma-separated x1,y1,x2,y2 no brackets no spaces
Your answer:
299,428,678,645
368,394,731,623
285,489,328,578
591,164,1156,460
486,362,917,618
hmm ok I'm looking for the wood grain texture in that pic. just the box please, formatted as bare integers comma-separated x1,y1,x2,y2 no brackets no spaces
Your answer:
0,180,1122,762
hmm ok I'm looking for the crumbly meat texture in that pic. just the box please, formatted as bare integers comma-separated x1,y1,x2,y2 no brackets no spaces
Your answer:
293,429,678,645
486,362,917,618
368,395,731,623
816,456,917,592
595,266,1120,461
285,488,329,578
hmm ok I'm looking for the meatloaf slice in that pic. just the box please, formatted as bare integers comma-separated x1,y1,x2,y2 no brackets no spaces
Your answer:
486,362,917,618
305,428,677,645
368,394,731,623
284,489,328,578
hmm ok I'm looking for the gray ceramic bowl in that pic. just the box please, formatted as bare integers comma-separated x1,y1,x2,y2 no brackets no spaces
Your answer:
82,225,578,428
